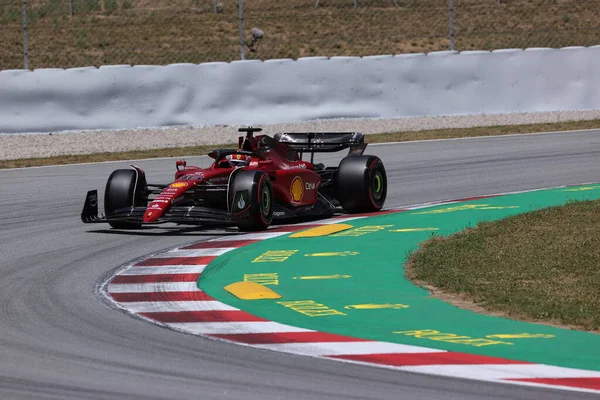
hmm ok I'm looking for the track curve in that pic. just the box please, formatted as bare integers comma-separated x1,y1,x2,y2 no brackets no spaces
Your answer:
1,130,599,399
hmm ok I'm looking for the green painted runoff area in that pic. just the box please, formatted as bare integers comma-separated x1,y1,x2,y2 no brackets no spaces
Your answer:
199,184,600,371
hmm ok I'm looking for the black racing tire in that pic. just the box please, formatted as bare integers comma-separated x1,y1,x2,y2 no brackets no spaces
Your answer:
336,155,387,213
231,170,274,232
104,169,145,229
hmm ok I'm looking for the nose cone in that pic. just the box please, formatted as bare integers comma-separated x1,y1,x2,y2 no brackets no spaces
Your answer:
143,208,161,223
142,180,195,223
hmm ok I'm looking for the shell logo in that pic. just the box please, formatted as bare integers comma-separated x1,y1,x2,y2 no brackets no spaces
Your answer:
290,176,304,203
170,182,187,188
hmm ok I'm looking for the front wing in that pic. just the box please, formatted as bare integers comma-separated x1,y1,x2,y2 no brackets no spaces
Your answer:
81,189,340,227
81,190,242,226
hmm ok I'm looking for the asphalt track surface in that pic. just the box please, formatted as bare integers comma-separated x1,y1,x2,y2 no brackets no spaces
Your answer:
1,130,600,400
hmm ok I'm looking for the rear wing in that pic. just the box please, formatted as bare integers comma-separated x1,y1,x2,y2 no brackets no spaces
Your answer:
273,132,367,156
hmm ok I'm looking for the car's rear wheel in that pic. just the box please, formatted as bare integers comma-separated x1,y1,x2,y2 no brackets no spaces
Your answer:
336,155,387,213
231,170,273,231
104,169,146,229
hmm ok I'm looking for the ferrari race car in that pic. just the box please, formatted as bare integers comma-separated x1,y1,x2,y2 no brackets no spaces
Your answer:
81,127,387,231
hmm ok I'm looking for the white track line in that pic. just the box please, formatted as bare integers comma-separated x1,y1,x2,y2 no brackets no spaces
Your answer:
210,232,290,241
166,321,313,335
398,364,600,380
119,266,206,275
160,248,235,257
107,282,199,293
123,301,237,313
254,341,445,357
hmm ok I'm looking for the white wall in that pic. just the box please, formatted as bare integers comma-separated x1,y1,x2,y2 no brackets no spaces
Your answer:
1,46,599,134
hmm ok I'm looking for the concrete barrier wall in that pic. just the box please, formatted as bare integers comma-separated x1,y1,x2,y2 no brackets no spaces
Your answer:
1,46,599,134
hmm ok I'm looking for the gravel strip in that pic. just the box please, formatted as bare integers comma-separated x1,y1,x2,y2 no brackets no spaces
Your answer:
2,110,600,161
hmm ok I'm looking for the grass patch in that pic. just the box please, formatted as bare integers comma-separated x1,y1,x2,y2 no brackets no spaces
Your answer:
2,118,600,169
2,0,600,69
365,119,600,143
0,144,226,169
407,199,600,331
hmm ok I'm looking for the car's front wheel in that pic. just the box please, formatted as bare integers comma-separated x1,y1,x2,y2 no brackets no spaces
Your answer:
231,170,274,232
336,155,387,213
104,168,146,229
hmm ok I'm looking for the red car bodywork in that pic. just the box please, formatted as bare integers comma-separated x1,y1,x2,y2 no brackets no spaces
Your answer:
81,128,386,230
142,134,321,223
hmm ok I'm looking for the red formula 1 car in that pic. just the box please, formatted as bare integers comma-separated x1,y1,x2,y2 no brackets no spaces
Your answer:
81,127,387,231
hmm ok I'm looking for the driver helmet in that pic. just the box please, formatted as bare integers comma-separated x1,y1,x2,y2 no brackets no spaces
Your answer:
226,153,251,168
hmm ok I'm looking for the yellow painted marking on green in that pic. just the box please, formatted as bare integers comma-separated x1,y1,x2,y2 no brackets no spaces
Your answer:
224,281,282,300
304,251,359,257
243,273,279,286
333,225,393,237
415,204,519,214
393,329,513,347
414,205,481,214
290,224,354,238
479,206,519,210
345,303,409,310
562,186,600,192
277,300,346,317
252,250,298,263
486,333,555,339
389,227,439,232
292,274,352,280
